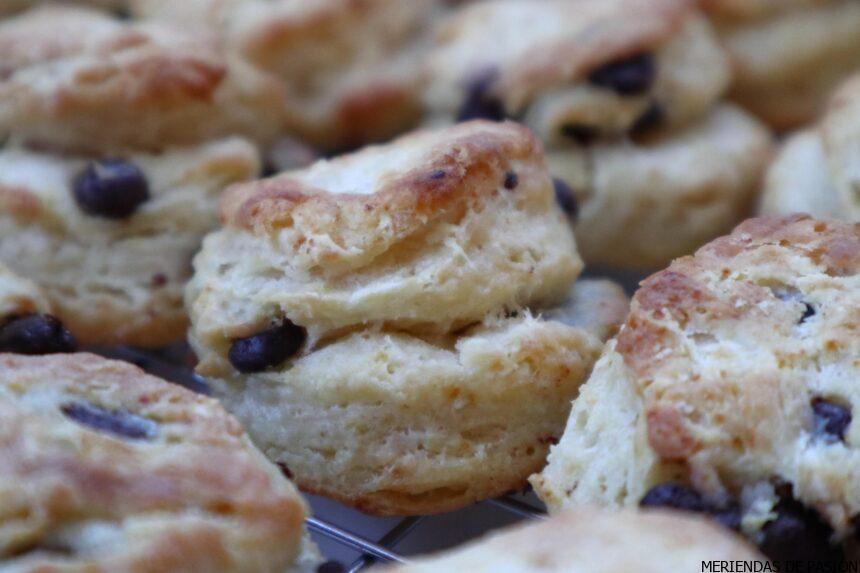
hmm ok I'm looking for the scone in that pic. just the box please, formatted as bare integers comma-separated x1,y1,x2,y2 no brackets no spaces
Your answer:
423,0,773,269
0,262,76,355
532,215,860,563
0,352,317,573
762,73,860,222
0,5,269,347
702,0,860,129
376,508,764,572
131,0,439,152
0,139,259,347
0,5,285,153
186,121,628,515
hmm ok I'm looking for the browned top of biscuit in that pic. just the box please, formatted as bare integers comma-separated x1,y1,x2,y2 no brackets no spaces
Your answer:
616,215,859,461
0,6,284,152
0,353,306,572
220,121,548,267
700,0,834,22
430,0,694,111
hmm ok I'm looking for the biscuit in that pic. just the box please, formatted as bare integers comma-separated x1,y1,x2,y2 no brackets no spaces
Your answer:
0,352,316,573
532,215,860,562
131,0,438,152
0,137,260,347
186,121,628,515
423,0,730,144
423,0,771,269
549,105,773,269
761,74,860,221
0,5,285,153
703,0,860,129
376,508,764,572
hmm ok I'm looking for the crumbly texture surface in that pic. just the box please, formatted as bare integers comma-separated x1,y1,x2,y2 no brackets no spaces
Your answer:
0,5,285,153
533,216,860,542
377,508,765,572
548,105,773,269
0,353,312,573
187,121,627,514
423,0,730,142
132,0,438,151
0,262,51,321
704,0,860,128
761,74,860,221
0,137,259,347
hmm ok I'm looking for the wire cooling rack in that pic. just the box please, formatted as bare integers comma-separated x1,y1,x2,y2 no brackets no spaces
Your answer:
97,345,548,572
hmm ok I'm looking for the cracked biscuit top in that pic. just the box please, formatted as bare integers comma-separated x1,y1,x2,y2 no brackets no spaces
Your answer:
0,353,309,573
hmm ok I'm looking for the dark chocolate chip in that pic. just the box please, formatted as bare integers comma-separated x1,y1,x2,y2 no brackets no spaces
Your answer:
552,178,579,221
316,561,345,573
0,314,76,355
640,483,708,513
276,462,294,480
560,123,599,145
711,505,742,531
630,101,665,137
61,402,158,440
228,319,307,373
800,303,816,323
588,53,656,96
73,159,150,219
457,68,506,122
503,171,519,190
759,498,842,564
812,398,851,442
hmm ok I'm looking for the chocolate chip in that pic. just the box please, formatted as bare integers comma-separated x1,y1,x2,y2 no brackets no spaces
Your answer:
560,123,599,145
641,483,742,531
73,159,150,219
630,101,665,137
503,171,519,190
457,69,506,122
276,462,294,480
640,483,708,512
0,314,76,355
552,178,579,221
760,498,842,564
61,402,158,440
711,505,742,531
812,398,851,442
800,303,816,323
316,561,345,573
588,53,656,96
228,319,306,373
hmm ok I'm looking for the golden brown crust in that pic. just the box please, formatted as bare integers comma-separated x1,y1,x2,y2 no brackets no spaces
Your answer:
0,353,309,573
221,120,546,272
0,6,285,153
497,0,694,110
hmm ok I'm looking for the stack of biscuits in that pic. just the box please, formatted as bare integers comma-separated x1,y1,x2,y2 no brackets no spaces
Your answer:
0,1,859,572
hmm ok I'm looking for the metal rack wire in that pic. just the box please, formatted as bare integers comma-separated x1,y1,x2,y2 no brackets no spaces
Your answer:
100,346,548,572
